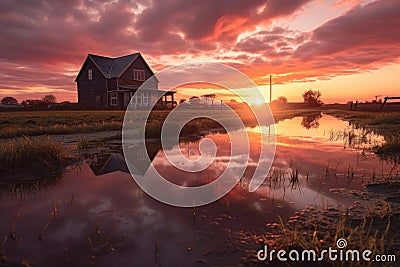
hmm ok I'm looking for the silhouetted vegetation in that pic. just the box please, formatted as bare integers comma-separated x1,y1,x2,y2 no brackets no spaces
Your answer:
42,94,57,105
0,136,75,176
302,89,323,107
1,96,18,105
301,112,322,129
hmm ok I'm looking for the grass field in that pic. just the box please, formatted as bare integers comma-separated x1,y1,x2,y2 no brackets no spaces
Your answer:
0,110,126,138
0,107,321,139
324,107,400,135
1,106,398,176
1,106,398,141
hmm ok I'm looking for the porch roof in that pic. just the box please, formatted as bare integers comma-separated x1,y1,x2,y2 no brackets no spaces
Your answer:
116,85,176,95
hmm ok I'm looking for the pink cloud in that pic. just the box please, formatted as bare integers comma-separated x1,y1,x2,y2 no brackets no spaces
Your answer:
294,0,400,60
232,0,400,85
0,0,398,102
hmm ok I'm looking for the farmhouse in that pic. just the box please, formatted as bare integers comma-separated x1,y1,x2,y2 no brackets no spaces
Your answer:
75,53,175,109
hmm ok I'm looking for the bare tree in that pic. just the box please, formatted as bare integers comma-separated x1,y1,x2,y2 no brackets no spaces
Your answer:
42,95,57,104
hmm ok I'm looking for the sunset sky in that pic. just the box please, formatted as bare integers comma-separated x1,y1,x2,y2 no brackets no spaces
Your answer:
0,0,399,103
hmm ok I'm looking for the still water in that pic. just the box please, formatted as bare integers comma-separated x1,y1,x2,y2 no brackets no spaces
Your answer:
0,114,397,266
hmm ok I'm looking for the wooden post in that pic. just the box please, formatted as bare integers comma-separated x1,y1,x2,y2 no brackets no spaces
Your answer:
269,75,272,103
379,97,388,111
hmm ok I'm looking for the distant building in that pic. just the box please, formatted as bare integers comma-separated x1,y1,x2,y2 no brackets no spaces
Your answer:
0,104,20,109
75,53,175,109
189,96,202,105
23,99,43,106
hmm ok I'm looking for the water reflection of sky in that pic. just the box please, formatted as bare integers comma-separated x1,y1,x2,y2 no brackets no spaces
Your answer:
0,115,398,266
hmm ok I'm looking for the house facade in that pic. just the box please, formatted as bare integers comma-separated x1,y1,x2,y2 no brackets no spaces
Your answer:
75,53,175,109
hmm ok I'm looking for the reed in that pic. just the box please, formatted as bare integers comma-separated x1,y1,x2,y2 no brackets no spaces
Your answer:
254,202,398,266
289,166,301,189
375,135,400,159
0,136,74,174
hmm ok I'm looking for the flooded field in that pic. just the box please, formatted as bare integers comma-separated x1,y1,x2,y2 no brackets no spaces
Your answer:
0,114,398,266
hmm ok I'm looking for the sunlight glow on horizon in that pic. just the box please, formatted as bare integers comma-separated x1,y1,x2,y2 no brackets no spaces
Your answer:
0,0,398,104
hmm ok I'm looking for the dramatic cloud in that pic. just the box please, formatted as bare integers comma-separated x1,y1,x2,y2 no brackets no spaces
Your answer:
233,0,400,85
0,0,398,102
294,0,400,61
135,0,312,41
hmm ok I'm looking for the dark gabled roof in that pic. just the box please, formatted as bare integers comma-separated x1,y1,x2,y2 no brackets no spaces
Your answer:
89,53,140,78
75,52,156,81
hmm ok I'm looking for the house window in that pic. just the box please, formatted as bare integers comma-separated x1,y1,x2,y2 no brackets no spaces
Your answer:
143,92,148,105
133,69,145,81
137,150,145,161
110,93,117,106
136,92,142,105
88,69,93,80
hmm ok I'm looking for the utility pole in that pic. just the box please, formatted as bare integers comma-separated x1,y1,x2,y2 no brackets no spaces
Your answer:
269,75,272,103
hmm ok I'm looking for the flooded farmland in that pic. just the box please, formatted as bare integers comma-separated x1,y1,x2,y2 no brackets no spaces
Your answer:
0,114,398,266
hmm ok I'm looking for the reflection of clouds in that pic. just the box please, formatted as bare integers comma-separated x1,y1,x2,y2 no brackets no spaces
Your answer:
137,205,162,226
89,199,113,214
153,147,258,186
50,220,87,242
253,181,341,210
0,163,206,265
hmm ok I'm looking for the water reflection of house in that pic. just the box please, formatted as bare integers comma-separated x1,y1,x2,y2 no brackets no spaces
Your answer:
90,153,129,176
90,141,161,176
75,53,176,109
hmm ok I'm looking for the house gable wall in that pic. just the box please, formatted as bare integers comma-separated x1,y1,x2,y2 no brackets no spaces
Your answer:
107,78,117,91
77,58,108,109
118,56,157,89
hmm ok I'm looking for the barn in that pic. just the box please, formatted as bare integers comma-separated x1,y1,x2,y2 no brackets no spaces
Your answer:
75,53,175,109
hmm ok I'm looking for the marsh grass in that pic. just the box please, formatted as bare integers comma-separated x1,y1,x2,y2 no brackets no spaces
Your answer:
249,202,399,266
375,136,400,156
0,136,78,188
0,136,65,170
77,137,91,149
326,108,399,166
325,109,400,136
367,113,400,125
289,166,301,190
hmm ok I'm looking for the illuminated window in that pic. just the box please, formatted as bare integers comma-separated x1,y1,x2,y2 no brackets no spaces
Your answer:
88,69,93,80
133,69,145,81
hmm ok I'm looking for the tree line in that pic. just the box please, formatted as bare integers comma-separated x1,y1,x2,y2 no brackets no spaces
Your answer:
1,95,57,106
272,89,323,107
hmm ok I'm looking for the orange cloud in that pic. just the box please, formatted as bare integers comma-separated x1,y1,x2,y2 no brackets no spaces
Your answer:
0,0,398,103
